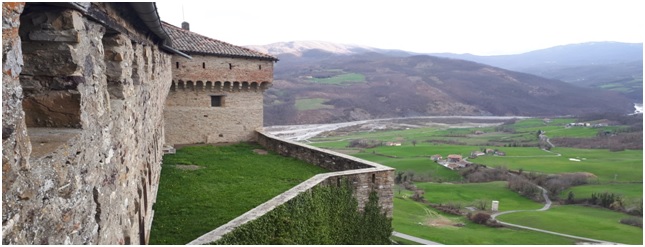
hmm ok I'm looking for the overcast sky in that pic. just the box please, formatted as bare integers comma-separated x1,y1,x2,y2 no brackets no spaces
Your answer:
156,0,644,55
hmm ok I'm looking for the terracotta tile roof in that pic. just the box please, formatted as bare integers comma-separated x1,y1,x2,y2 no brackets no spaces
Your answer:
161,21,277,61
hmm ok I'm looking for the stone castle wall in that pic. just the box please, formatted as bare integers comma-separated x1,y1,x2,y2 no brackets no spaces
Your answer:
255,130,394,215
2,3,171,244
172,54,274,83
188,129,394,244
164,55,274,145
165,90,264,144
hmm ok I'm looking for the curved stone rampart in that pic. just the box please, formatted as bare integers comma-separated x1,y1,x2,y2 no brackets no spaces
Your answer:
187,128,394,245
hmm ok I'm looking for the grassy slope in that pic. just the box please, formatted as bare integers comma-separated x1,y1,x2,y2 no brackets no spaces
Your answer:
393,196,576,245
149,143,327,244
308,73,366,84
475,148,643,182
295,98,334,111
561,183,644,201
497,205,643,244
416,181,544,211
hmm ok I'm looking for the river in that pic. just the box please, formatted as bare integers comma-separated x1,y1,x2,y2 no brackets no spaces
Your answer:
264,116,527,142
634,103,643,114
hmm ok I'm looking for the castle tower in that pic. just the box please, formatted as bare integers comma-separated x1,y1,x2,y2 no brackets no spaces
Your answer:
162,22,278,145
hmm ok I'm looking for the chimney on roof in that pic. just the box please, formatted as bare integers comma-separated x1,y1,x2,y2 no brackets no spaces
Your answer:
181,21,190,30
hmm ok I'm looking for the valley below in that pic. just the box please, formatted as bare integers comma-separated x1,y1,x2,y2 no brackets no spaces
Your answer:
257,40,642,245
266,114,643,245
259,41,641,126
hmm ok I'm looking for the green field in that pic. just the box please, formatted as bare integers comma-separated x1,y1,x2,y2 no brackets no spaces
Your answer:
561,183,644,202
310,117,642,245
149,143,327,244
497,205,643,244
295,98,334,111
476,147,643,182
417,181,544,211
308,72,366,84
598,76,643,93
355,155,462,182
393,196,577,245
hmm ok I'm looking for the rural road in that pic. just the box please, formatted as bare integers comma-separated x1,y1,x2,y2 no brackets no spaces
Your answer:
392,231,442,245
491,185,622,245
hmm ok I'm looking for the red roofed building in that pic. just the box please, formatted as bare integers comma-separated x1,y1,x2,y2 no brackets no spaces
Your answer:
162,22,278,144
447,154,463,163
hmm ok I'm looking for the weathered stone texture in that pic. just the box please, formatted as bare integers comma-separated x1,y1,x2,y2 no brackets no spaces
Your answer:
165,90,263,144
256,130,394,215
164,55,273,145
172,54,273,83
2,3,171,245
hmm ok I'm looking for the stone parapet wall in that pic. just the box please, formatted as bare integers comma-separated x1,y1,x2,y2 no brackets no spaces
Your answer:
164,91,263,144
2,3,171,245
187,129,394,244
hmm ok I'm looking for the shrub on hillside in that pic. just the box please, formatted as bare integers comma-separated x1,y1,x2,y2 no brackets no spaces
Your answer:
619,217,643,228
520,172,590,199
429,202,463,216
590,192,624,210
460,164,508,183
468,212,491,224
213,184,392,245
472,199,489,211
550,132,642,150
625,198,643,216
507,176,542,201
347,139,382,148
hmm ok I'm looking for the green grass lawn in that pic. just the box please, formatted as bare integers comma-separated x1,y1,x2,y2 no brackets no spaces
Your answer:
149,143,327,244
497,205,643,244
475,147,643,182
353,154,462,182
561,183,643,202
308,72,366,84
295,98,334,111
368,144,480,158
416,181,544,211
393,196,577,245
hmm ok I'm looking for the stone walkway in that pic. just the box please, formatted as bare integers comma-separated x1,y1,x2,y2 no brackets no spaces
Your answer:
392,231,442,245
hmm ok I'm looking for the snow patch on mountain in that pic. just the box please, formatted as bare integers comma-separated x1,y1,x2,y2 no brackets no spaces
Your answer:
245,40,377,56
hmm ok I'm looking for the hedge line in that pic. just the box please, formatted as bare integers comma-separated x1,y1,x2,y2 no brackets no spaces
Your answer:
213,182,392,245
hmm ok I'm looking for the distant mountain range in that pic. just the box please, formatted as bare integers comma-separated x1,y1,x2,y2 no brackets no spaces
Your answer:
246,41,414,58
431,42,643,102
246,41,640,125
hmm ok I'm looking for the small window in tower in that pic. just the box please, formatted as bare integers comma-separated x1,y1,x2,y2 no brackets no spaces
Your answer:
229,63,233,70
202,62,205,69
176,62,179,69
210,95,224,107
258,65,262,70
